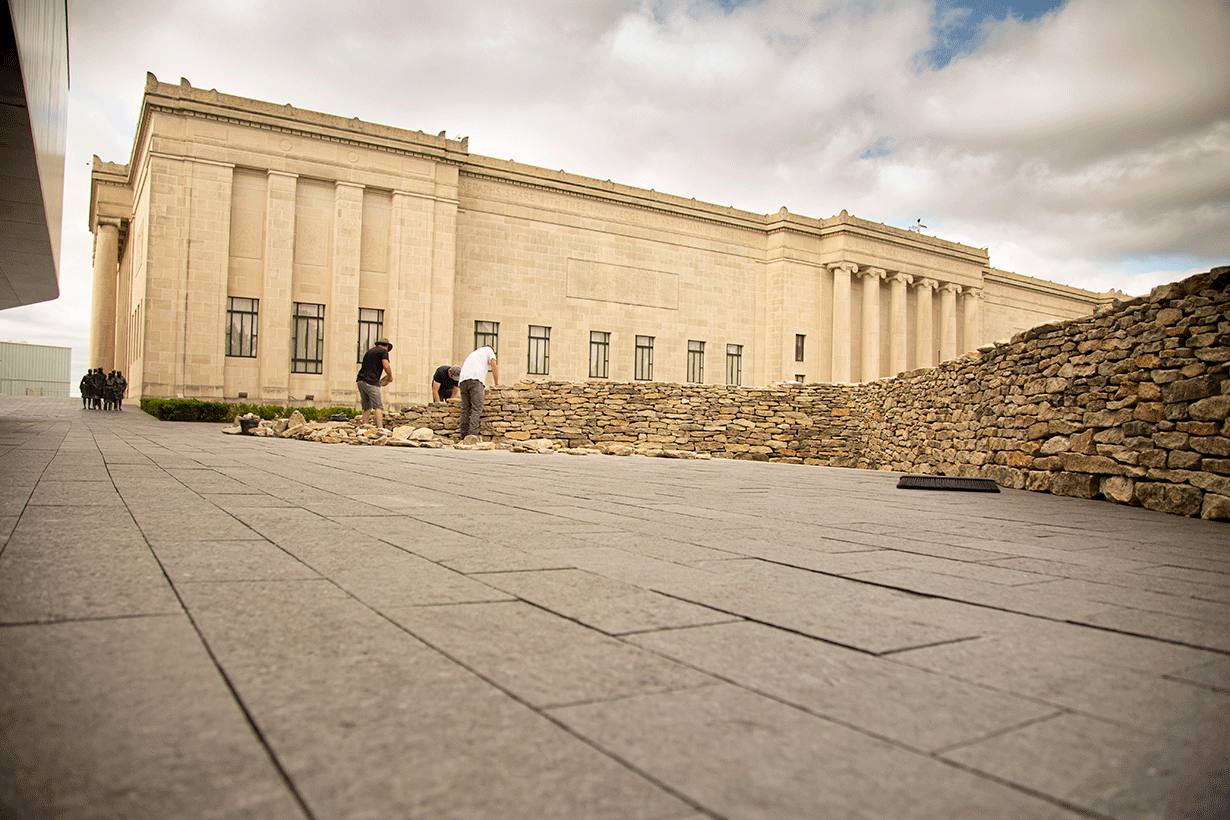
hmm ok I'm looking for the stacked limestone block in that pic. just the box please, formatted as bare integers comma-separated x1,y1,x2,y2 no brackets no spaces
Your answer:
245,268,1226,519
388,382,855,464
858,267,1230,519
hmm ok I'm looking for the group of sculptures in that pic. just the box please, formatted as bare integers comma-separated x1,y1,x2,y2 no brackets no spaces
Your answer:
79,368,127,411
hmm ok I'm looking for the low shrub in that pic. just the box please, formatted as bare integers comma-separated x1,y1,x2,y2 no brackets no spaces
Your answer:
140,399,356,423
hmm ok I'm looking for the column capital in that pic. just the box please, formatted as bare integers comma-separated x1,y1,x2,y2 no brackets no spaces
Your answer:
267,169,298,179
940,282,962,294
858,266,886,281
827,261,858,275
915,277,938,292
964,287,983,299
889,271,913,286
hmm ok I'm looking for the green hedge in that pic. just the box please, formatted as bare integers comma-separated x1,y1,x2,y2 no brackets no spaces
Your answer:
139,399,357,423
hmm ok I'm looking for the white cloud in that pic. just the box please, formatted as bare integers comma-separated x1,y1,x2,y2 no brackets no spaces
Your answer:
5,0,1226,373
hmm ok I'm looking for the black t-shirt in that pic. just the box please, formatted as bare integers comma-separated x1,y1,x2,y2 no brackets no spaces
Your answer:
433,364,458,396
357,346,389,385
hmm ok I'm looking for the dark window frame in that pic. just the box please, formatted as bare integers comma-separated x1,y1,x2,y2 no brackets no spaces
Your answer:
589,331,610,379
687,340,705,384
795,334,806,362
357,308,384,363
527,325,550,375
291,302,325,374
634,335,654,381
474,320,499,354
726,343,743,386
226,296,258,358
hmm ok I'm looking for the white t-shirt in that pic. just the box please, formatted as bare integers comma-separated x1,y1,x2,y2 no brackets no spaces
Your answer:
459,346,496,382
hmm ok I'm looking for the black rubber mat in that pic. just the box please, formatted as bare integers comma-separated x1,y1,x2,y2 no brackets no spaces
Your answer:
896,475,1001,492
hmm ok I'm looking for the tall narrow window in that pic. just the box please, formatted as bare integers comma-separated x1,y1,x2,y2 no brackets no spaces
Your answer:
687,340,705,383
635,335,654,381
795,334,806,362
357,308,384,362
726,344,743,386
589,331,610,378
226,297,258,358
291,302,325,374
528,325,550,375
474,320,499,353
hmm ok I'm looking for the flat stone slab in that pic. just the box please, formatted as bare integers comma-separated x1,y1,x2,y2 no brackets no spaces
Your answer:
2,396,1228,819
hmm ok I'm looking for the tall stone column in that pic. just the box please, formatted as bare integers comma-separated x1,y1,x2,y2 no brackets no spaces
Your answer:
828,262,856,383
90,218,121,369
328,181,364,405
859,267,885,382
888,272,912,376
915,278,937,368
939,282,960,362
260,170,297,403
963,288,983,352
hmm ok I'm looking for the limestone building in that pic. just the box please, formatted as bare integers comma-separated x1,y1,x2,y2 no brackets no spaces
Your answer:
89,74,1112,406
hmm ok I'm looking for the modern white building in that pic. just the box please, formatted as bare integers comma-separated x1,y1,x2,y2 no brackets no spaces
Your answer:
1,0,68,310
0,340,70,397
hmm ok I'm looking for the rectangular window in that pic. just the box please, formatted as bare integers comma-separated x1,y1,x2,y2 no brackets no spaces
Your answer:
474,320,499,353
291,302,325,374
795,334,806,362
589,331,610,378
528,325,550,375
726,344,743,386
687,340,705,384
634,335,654,381
357,308,384,363
226,297,258,358
795,374,805,383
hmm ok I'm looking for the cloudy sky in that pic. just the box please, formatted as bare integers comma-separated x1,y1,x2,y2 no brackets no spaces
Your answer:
4,0,1228,379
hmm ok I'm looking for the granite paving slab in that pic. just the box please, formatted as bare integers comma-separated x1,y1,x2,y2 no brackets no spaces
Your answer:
628,620,1059,753
4,396,1229,819
177,580,696,819
473,568,735,635
384,600,717,709
0,616,307,820
941,712,1229,820
548,684,1084,819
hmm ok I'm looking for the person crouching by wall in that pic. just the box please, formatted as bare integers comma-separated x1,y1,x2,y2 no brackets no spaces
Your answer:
356,338,394,429
432,364,461,402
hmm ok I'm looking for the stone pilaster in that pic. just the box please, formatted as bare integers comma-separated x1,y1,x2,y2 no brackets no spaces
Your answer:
328,181,364,404
888,272,912,376
939,282,960,362
859,267,885,382
90,218,121,369
260,170,297,402
962,288,983,352
829,262,856,383
915,278,938,368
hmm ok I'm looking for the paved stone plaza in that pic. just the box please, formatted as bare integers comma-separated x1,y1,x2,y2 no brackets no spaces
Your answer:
1,396,1227,819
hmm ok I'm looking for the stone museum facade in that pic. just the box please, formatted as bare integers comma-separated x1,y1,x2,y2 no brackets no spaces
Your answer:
89,74,1114,405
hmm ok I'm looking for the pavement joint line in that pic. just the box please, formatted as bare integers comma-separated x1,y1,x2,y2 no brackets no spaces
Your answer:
358,601,730,820
928,709,1071,757
115,469,320,820
0,611,182,628
935,755,1121,820
748,554,1230,656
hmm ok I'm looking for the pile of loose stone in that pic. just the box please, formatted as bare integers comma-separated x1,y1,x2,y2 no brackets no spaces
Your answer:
222,410,710,458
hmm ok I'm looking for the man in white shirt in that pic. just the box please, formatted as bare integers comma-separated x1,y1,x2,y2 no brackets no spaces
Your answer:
457,345,499,439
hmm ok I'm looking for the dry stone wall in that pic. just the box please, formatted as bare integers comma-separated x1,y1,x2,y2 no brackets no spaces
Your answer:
384,268,1228,520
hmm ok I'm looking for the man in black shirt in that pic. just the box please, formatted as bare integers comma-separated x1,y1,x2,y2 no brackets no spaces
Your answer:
432,364,460,402
356,338,394,428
